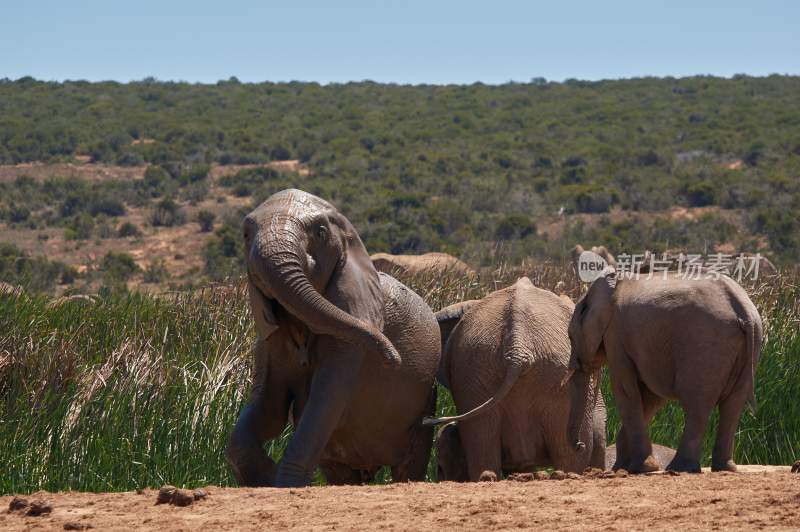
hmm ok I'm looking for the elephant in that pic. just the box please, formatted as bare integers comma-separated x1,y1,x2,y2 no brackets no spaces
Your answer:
425,277,606,481
565,270,762,474
226,189,441,488
605,443,676,471
370,252,475,279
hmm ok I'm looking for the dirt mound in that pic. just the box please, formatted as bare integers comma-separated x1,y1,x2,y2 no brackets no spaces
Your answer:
2,472,799,530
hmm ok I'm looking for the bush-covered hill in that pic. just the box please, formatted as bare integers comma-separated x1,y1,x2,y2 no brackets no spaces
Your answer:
1,75,799,289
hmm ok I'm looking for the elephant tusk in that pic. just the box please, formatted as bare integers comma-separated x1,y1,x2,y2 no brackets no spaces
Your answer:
560,367,576,387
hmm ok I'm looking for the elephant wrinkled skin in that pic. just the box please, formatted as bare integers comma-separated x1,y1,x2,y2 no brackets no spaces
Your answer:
226,189,440,488
566,271,762,474
427,277,606,481
370,252,475,278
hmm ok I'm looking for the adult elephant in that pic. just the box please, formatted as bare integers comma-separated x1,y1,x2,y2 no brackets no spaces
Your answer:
425,277,606,481
226,189,440,488
370,252,475,278
565,271,762,474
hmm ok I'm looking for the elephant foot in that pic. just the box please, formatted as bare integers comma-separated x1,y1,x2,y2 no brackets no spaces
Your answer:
711,459,737,473
611,459,629,472
275,463,314,487
666,456,701,474
226,443,277,487
627,455,660,474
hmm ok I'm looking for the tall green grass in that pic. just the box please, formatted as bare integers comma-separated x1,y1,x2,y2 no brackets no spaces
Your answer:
1,267,798,494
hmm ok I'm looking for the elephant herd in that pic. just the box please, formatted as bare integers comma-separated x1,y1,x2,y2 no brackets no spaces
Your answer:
226,189,763,487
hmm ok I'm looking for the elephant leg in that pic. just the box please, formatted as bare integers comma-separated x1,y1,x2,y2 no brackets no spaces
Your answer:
615,385,666,471
609,362,658,474
667,400,714,473
392,385,436,482
274,351,362,487
549,436,589,474
320,461,364,485
711,388,749,472
226,390,289,487
460,413,502,481
589,424,606,470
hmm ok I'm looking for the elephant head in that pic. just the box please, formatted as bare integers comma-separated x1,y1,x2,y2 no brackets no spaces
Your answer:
565,271,616,450
244,189,400,367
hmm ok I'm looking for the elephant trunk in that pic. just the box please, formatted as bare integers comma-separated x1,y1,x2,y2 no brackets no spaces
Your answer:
567,369,591,452
253,242,400,367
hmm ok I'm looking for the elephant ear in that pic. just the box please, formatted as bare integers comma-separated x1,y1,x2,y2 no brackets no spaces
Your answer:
248,280,279,341
324,213,385,330
576,273,616,369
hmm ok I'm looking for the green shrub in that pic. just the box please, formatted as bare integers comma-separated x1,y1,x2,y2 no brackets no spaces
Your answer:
151,198,186,227
143,259,169,284
197,210,216,232
203,225,243,281
101,251,140,281
118,222,142,238
67,213,95,240
179,164,210,185
686,181,717,207
90,197,126,217
0,241,70,292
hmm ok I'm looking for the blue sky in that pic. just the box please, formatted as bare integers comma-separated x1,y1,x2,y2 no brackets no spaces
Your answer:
1,0,797,84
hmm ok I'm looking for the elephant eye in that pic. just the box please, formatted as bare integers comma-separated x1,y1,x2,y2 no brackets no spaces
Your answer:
317,226,328,240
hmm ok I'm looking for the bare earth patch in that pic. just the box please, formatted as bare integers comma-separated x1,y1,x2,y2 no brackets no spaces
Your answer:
2,471,799,531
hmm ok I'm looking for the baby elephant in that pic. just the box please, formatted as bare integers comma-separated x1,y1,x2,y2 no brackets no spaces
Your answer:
566,271,762,474
426,277,606,481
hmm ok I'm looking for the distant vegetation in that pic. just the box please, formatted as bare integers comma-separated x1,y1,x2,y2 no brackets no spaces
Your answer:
0,75,799,293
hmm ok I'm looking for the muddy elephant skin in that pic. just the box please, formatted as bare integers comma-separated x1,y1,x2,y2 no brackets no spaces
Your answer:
370,252,475,278
427,277,606,481
226,189,440,488
566,271,762,474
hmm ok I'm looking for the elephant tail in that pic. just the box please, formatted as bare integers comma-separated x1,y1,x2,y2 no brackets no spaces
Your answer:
422,363,524,426
731,314,761,414
743,315,762,412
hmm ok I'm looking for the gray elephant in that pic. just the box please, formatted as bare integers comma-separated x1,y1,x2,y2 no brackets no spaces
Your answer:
370,252,475,278
425,277,606,481
565,271,762,473
226,189,440,488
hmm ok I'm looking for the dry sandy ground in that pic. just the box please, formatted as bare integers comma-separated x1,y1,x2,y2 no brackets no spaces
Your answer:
2,469,799,531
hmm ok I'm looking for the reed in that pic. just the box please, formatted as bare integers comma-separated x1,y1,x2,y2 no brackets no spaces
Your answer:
1,267,797,493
